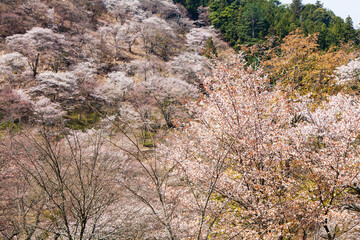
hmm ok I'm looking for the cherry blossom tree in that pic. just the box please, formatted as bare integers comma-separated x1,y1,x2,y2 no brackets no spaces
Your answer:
95,71,134,104
30,62,100,111
185,27,213,53
5,27,70,77
129,57,166,81
334,59,360,92
157,55,360,239
0,138,44,240
105,105,187,240
137,16,176,59
103,0,140,22
0,52,29,74
98,25,123,60
140,0,185,23
118,22,138,53
197,6,211,27
49,0,102,34
143,75,198,128
0,0,51,38
0,52,31,87
162,55,294,239
99,22,139,57
0,87,32,124
11,128,129,239
33,97,66,125
286,94,360,239
0,12,26,38
31,71,78,103
70,61,99,102
169,52,210,83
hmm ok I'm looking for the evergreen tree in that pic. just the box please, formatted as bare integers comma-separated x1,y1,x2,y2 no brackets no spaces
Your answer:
315,0,323,8
178,0,359,50
345,16,356,42
290,0,302,18
243,1,266,40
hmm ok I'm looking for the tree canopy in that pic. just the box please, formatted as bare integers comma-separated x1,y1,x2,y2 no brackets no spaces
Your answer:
177,0,360,50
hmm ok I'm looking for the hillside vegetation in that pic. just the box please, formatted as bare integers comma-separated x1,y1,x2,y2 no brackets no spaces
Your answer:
177,0,359,50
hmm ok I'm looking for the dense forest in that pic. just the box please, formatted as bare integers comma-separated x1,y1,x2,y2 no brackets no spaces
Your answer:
176,0,359,49
1,0,360,239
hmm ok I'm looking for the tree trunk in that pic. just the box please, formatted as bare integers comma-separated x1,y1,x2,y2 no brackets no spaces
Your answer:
28,53,40,78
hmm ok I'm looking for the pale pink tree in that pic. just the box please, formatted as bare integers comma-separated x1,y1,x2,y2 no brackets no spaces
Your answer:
129,58,166,81
74,30,103,61
118,22,139,53
0,87,33,124
31,71,79,104
0,52,29,74
0,133,45,240
33,97,66,125
137,16,176,59
31,62,100,111
70,61,100,103
334,58,360,90
5,27,70,77
98,25,123,59
111,55,289,239
106,107,187,240
161,55,297,239
169,52,210,83
100,21,139,56
0,138,25,239
142,75,198,128
140,0,186,23
158,55,360,239
126,85,158,146
185,27,213,53
197,6,211,26
95,71,134,104
286,94,360,239
0,52,31,87
11,128,129,239
103,0,140,23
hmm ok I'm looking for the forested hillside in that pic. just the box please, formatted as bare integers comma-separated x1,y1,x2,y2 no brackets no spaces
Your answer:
177,0,359,49
1,0,360,239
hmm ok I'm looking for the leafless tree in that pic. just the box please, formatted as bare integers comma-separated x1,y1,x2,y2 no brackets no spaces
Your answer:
9,127,129,239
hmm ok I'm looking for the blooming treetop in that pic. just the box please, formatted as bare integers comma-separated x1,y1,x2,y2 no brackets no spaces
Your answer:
158,55,360,239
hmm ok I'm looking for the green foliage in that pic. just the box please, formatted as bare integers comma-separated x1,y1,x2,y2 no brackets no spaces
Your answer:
142,130,155,147
203,36,217,58
64,111,100,130
0,120,22,133
177,0,359,50
290,0,302,18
